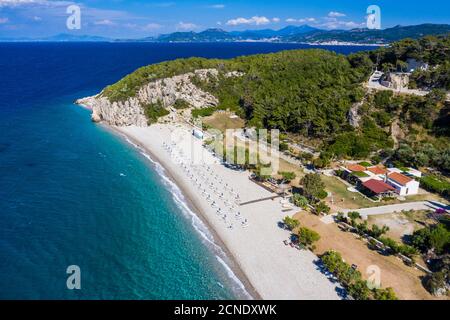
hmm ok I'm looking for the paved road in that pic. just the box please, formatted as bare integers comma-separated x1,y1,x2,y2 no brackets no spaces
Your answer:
342,201,449,218
321,201,449,224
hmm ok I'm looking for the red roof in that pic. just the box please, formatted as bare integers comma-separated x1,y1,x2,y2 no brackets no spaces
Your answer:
368,166,388,175
388,172,413,186
363,179,395,194
347,164,367,172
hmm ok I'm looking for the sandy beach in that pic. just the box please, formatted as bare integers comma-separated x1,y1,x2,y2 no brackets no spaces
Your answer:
114,123,342,300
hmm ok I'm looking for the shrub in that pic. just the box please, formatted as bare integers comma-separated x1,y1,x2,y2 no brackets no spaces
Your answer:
348,211,361,222
143,101,170,124
379,237,399,253
297,227,321,249
314,202,331,215
301,174,326,200
348,280,371,300
292,194,309,209
173,99,191,109
321,250,398,300
299,152,313,162
317,190,328,200
420,175,450,197
279,171,296,182
373,287,398,300
397,244,419,259
354,221,369,235
191,107,218,118
283,216,300,231
412,223,450,255
368,224,390,238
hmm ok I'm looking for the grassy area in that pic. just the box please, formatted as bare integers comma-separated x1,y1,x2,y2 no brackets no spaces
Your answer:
321,175,373,209
352,171,370,178
203,111,245,133
359,161,372,167
277,159,305,188
322,175,448,211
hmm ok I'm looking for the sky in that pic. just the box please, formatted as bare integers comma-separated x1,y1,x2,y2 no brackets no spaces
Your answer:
0,0,449,39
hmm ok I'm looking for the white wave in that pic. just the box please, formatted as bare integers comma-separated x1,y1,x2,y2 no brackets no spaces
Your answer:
120,134,252,300
216,255,250,299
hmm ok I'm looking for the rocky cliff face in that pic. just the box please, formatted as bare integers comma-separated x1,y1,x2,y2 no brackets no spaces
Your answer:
76,69,220,127
347,101,362,128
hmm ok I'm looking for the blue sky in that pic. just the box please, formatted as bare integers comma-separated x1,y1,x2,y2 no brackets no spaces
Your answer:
0,0,449,38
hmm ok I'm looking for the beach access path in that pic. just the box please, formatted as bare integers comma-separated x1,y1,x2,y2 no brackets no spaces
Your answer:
118,124,342,300
321,201,449,224
340,201,449,218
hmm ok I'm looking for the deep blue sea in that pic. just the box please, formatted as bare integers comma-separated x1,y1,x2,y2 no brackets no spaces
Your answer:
0,42,374,300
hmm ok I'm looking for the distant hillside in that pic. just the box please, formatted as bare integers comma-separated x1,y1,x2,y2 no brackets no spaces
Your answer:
154,25,320,42
291,24,450,44
153,23,450,44
4,23,448,44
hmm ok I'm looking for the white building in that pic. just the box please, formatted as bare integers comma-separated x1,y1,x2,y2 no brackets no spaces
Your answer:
339,164,422,197
387,172,420,196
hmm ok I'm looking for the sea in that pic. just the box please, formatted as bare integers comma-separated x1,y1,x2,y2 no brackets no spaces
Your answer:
0,42,374,299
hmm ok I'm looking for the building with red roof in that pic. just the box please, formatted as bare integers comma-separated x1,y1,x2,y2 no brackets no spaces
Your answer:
362,179,396,199
387,172,420,196
346,164,367,172
367,166,388,175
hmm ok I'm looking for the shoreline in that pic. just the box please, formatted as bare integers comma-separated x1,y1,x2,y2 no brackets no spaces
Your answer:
109,123,342,300
109,125,261,300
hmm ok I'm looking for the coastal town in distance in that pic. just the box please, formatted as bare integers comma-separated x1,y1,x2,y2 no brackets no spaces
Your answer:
0,0,449,310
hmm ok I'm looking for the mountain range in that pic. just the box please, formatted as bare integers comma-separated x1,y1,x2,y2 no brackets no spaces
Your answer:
151,24,450,44
152,25,319,42
2,23,449,44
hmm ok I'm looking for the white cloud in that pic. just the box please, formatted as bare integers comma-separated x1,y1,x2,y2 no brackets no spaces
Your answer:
176,21,198,31
272,17,280,23
320,19,365,29
328,11,346,18
226,16,271,26
0,17,9,23
32,15,41,21
94,19,116,26
286,17,316,24
123,22,162,32
299,17,316,23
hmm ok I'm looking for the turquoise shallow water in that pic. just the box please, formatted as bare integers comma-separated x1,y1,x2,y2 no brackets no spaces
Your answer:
0,42,373,299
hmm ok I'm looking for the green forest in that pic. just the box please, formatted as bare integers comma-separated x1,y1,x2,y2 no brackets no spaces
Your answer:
102,35,449,172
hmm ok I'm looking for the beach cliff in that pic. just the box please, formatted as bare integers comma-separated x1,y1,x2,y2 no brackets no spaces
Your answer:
76,69,219,126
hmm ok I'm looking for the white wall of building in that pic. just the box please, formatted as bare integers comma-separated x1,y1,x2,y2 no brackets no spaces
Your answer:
388,179,420,196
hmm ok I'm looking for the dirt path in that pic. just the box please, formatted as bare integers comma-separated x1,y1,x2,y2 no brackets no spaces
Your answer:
294,212,445,300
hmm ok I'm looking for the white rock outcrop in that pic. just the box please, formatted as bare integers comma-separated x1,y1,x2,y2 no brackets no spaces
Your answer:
76,69,220,127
